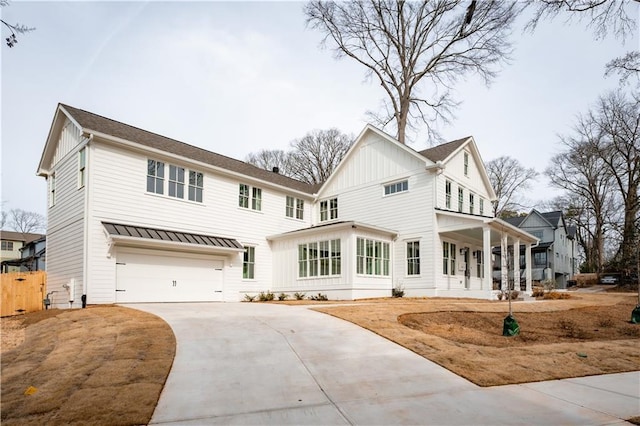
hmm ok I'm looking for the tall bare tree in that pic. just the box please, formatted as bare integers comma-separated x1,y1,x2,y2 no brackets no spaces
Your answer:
305,0,520,144
246,128,354,184
485,156,538,218
8,209,46,234
524,0,639,85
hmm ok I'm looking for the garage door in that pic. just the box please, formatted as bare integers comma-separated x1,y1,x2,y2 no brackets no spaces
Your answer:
115,249,224,303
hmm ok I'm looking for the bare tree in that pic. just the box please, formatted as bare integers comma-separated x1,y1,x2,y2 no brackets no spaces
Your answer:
1,1,35,48
305,0,520,144
8,209,46,234
524,0,639,85
245,149,293,176
485,156,538,218
246,128,354,184
588,91,640,273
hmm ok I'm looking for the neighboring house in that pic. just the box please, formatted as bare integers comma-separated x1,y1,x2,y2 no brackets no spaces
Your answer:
37,104,538,308
497,210,578,289
0,231,45,273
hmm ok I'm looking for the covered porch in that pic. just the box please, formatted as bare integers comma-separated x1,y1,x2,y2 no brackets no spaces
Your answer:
436,210,539,298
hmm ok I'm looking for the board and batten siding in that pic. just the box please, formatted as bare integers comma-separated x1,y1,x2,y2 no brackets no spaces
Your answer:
85,141,314,302
317,131,438,296
46,120,87,308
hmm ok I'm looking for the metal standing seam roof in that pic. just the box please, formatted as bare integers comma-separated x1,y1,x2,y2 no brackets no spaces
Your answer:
103,222,244,250
60,104,320,195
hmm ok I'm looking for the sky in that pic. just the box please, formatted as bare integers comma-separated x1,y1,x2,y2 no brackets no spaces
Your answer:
1,1,637,220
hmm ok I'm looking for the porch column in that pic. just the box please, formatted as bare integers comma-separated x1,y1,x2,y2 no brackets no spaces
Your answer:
525,243,532,293
483,227,492,291
513,238,520,291
501,234,508,291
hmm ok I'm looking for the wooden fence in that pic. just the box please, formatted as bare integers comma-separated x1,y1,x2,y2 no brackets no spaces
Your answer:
1,271,47,317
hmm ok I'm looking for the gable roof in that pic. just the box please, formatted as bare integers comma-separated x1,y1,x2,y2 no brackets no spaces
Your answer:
540,211,564,228
418,137,470,163
0,231,45,244
40,104,319,195
502,216,526,227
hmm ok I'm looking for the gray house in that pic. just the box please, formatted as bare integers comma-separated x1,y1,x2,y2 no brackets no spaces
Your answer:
498,210,578,289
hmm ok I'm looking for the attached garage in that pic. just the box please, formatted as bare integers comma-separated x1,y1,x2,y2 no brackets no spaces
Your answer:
115,249,225,303
103,222,244,303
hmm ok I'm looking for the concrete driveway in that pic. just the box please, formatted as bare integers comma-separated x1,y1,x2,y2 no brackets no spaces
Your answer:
132,303,640,425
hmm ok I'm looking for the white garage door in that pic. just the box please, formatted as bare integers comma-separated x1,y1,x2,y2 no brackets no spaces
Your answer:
115,249,224,303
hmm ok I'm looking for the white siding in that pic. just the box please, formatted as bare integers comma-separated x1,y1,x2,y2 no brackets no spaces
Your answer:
85,141,314,302
46,121,86,308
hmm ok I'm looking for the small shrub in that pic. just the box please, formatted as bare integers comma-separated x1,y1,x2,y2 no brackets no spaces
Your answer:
497,292,503,300
309,293,328,301
543,292,571,300
392,286,405,298
558,319,588,338
243,294,256,302
277,293,289,301
532,287,544,297
258,291,275,302
293,292,306,300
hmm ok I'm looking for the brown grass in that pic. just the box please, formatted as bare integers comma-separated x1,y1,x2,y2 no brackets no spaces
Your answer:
1,306,175,425
313,293,640,387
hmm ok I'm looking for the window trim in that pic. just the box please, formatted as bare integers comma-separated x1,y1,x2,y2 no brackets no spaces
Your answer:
243,246,255,279
356,237,390,277
1,241,14,251
406,241,420,276
457,187,464,213
383,179,408,196
168,165,185,199
445,180,452,209
188,170,204,203
464,151,469,176
298,239,341,278
78,147,86,189
320,197,338,222
469,193,475,214
49,173,56,207
239,184,262,211
286,196,305,220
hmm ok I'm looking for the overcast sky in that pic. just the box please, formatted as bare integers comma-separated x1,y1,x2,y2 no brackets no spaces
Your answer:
1,1,637,220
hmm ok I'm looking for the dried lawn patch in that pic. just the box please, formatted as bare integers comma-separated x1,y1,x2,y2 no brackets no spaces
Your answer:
313,293,640,387
1,306,175,425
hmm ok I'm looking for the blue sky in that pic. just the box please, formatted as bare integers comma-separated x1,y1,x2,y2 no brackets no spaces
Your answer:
1,1,636,218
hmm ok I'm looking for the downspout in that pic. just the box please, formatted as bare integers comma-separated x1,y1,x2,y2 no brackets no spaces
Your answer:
82,133,93,307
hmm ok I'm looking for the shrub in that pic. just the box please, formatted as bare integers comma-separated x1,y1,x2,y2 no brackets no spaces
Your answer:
497,292,504,300
543,292,571,300
277,293,289,301
309,293,328,301
532,287,545,298
258,291,275,302
558,319,587,338
243,294,256,302
293,292,306,300
392,286,405,298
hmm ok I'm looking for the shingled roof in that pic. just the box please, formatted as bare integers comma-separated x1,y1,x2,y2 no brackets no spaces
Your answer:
418,137,470,163
60,104,320,195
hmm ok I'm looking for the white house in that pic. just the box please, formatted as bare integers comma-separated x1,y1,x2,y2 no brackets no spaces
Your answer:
38,104,537,308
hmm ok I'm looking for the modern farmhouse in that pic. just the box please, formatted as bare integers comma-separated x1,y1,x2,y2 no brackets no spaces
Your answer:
38,104,538,308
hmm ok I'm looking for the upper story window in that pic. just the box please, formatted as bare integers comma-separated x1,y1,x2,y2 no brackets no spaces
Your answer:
189,171,203,202
464,152,469,176
407,241,420,275
458,187,464,212
384,180,408,196
78,148,86,188
1,241,14,251
239,184,262,211
479,198,484,215
286,196,304,220
49,174,56,207
147,160,165,195
530,230,543,240
168,165,185,199
320,197,338,222
469,193,475,214
445,180,452,209
356,237,390,276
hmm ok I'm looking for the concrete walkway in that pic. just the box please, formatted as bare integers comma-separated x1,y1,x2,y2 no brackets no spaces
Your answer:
132,303,640,425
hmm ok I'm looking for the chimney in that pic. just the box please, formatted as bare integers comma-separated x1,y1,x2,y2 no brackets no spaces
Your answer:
272,167,279,174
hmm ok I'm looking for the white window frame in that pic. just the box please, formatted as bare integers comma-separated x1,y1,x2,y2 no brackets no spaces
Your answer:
479,198,484,215
356,237,390,276
252,187,262,211
458,187,464,212
384,180,408,196
78,147,86,189
239,184,262,211
320,197,338,222
239,184,249,208
1,241,14,251
243,246,255,279
445,180,452,209
168,165,185,199
286,196,305,220
298,239,341,278
406,241,420,276
442,241,456,276
147,159,165,195
476,250,484,278
464,152,469,176
188,171,203,203
469,193,475,214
